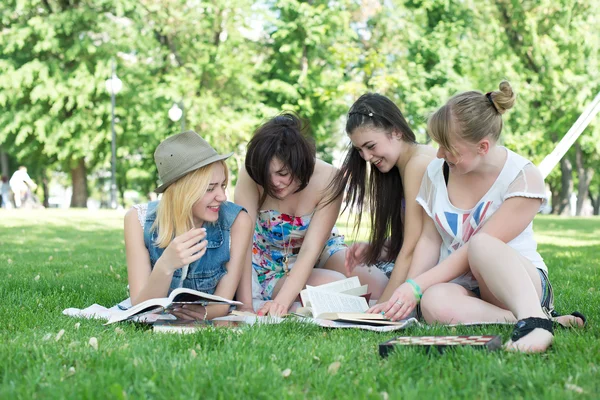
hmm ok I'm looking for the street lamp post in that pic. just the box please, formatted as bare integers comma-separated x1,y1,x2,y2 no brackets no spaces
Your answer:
168,102,185,131
105,60,122,209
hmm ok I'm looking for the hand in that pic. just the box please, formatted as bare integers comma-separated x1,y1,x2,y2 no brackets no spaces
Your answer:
257,300,288,317
345,242,370,274
170,304,207,320
367,282,418,321
157,228,207,273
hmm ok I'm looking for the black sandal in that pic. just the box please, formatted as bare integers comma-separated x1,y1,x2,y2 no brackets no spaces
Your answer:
550,310,587,328
511,317,554,343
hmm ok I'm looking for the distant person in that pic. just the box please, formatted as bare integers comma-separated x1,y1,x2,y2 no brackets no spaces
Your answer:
124,131,253,320
1,175,12,209
9,166,37,208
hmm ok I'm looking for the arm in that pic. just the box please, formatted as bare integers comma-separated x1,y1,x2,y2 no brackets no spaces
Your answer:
368,213,441,314
232,167,260,311
414,195,541,292
271,177,345,312
125,208,207,306
377,157,432,303
207,211,254,319
384,195,541,320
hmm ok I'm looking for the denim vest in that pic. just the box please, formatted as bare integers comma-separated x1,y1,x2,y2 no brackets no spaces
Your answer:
143,200,245,294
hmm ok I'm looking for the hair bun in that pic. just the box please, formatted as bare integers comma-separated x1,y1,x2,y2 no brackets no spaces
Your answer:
273,113,300,127
490,80,516,115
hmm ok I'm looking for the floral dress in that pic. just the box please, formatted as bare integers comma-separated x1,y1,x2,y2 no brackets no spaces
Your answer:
251,210,347,300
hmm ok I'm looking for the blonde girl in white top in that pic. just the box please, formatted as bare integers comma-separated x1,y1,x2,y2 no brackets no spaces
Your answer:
370,81,584,353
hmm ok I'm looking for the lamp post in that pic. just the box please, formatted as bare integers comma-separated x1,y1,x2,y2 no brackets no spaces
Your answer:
105,60,122,209
168,102,185,131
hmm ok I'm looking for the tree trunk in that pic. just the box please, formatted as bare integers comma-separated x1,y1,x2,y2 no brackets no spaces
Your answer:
70,158,88,208
574,143,594,216
557,156,573,215
589,191,600,215
41,168,50,208
0,148,9,178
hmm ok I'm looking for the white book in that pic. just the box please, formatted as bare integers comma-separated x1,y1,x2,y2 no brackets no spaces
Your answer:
106,288,242,325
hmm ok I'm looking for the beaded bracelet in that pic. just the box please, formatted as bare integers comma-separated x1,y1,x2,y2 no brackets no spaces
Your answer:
406,279,423,301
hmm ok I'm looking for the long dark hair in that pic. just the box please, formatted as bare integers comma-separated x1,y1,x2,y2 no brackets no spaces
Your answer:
328,93,416,265
245,113,316,208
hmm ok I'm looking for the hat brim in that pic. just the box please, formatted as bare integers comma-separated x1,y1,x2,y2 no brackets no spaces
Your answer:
154,152,234,194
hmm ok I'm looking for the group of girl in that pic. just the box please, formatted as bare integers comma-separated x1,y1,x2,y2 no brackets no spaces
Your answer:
124,81,584,353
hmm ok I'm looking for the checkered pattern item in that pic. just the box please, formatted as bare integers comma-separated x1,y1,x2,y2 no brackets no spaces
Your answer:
379,335,502,357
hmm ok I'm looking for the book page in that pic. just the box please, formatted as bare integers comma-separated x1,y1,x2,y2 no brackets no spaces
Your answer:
169,288,243,305
308,290,368,317
306,276,361,294
106,297,170,324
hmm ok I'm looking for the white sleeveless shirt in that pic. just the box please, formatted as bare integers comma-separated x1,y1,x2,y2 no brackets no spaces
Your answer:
416,147,548,290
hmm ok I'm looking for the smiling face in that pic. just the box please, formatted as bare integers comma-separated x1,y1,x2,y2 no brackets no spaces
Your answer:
268,157,300,199
192,162,228,225
349,126,402,173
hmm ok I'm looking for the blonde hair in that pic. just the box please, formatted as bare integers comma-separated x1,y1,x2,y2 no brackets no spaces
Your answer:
428,80,516,155
152,161,228,248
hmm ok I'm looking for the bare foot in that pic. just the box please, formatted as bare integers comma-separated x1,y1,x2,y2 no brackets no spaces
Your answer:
505,328,554,353
554,314,585,328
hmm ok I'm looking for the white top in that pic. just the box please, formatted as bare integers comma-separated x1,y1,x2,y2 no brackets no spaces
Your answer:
416,148,548,290
9,169,32,190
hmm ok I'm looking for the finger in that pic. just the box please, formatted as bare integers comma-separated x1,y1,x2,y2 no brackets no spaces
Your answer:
178,305,206,320
383,300,403,318
183,240,208,258
170,310,195,320
257,303,271,316
176,227,205,244
181,228,207,247
394,303,413,322
184,246,207,265
381,298,398,314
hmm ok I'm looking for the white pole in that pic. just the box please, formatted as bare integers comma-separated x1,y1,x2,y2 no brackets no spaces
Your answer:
538,91,600,178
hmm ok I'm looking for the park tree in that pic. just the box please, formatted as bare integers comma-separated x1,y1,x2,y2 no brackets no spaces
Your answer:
0,0,141,207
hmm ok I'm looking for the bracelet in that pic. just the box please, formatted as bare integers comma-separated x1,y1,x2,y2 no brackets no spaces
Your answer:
406,279,423,300
202,306,208,321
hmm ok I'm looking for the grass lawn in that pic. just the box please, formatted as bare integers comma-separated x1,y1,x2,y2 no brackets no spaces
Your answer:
1,210,599,399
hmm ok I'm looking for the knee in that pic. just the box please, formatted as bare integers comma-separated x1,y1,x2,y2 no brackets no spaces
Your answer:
467,233,495,270
420,284,463,324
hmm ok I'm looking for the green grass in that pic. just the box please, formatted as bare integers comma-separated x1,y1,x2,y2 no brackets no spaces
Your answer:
1,210,599,399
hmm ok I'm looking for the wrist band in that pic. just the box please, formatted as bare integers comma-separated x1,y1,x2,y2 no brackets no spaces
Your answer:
406,279,423,300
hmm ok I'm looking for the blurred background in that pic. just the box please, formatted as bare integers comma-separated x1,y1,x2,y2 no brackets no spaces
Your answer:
0,0,598,215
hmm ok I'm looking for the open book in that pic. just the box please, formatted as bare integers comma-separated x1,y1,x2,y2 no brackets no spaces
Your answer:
296,277,402,325
106,288,242,325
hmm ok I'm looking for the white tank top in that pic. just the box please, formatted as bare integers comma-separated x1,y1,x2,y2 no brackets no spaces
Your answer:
416,147,548,290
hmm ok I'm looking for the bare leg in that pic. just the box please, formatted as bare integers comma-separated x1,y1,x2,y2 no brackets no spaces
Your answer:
421,283,516,325
321,251,389,300
468,233,552,353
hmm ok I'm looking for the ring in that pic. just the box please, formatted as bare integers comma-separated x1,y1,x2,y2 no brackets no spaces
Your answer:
395,300,404,307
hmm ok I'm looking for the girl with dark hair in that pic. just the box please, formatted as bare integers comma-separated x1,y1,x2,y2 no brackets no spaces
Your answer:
328,93,436,306
234,113,349,317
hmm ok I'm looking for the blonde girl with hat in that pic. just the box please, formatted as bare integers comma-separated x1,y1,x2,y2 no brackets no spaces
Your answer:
371,81,585,353
124,131,253,320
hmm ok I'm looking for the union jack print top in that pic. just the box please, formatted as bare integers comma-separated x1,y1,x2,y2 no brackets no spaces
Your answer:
416,148,548,290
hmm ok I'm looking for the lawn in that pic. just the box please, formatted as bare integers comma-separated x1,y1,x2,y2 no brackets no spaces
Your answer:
1,210,599,399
